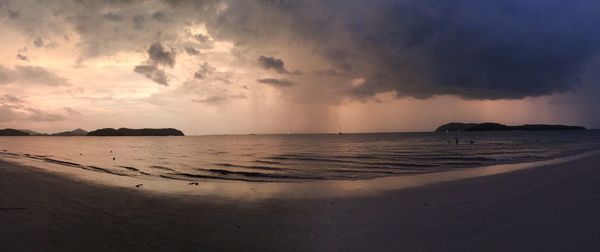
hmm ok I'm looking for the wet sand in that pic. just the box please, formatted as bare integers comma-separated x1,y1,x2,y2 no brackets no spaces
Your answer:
2,153,600,251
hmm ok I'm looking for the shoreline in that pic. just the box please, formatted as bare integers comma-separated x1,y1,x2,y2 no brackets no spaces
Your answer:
1,149,599,199
2,150,600,250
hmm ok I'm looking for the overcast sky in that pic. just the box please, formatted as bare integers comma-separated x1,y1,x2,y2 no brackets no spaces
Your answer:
0,0,599,135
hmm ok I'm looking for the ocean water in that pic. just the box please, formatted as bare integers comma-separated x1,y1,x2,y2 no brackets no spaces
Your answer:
0,130,599,182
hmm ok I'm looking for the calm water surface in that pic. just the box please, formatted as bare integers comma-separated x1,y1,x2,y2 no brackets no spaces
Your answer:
1,131,599,182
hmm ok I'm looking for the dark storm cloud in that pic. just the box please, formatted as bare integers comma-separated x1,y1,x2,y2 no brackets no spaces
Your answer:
315,68,346,77
132,15,145,29
102,11,124,22
4,0,600,100
147,42,176,67
210,0,600,100
334,0,600,100
151,11,170,22
0,0,224,60
258,56,285,73
134,42,177,85
257,56,300,75
193,34,214,49
322,49,352,73
134,64,169,86
257,78,295,87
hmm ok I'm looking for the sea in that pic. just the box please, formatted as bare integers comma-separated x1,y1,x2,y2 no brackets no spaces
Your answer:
0,130,599,182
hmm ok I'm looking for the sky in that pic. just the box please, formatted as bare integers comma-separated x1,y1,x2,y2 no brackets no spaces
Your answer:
0,0,599,135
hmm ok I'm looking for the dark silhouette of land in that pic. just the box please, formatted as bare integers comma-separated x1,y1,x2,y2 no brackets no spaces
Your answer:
0,129,30,136
52,128,88,136
18,129,45,136
0,128,184,136
86,128,185,136
436,122,586,132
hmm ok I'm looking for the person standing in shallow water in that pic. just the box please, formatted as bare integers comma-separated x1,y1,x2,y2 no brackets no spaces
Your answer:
455,138,459,145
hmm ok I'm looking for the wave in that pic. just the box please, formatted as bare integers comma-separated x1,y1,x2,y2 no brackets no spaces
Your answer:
161,171,320,182
118,166,140,172
149,165,175,171
213,163,286,171
43,158,82,167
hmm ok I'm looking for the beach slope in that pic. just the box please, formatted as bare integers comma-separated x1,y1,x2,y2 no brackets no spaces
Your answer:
1,154,600,251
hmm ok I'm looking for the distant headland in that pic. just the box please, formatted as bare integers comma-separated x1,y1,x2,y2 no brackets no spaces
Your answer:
0,128,185,136
87,128,184,136
436,122,586,132
0,129,30,136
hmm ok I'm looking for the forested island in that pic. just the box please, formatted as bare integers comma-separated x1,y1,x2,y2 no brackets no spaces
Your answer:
436,123,586,132
0,128,185,136
86,128,185,136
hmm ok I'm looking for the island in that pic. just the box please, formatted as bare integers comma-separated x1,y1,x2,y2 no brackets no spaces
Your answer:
86,128,185,136
52,128,89,136
0,129,30,136
436,122,586,132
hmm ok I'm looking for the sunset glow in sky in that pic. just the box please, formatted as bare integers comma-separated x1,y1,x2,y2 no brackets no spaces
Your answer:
1,0,599,134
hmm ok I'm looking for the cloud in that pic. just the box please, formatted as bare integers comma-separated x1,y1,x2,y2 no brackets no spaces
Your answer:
315,68,346,77
194,62,216,80
16,47,28,61
0,95,24,105
257,56,300,75
193,33,214,49
15,65,69,86
134,64,169,86
185,46,201,55
192,96,227,104
134,42,177,85
0,105,23,123
321,49,352,73
257,78,295,87
33,36,44,47
0,65,68,86
4,0,600,101
151,11,170,22
147,42,176,67
192,94,246,104
27,107,65,122
208,0,600,100
0,0,224,60
64,107,82,117
0,95,71,123
16,54,28,61
0,65,19,84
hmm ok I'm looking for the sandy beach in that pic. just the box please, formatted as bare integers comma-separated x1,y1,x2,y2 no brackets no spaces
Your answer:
2,153,600,251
